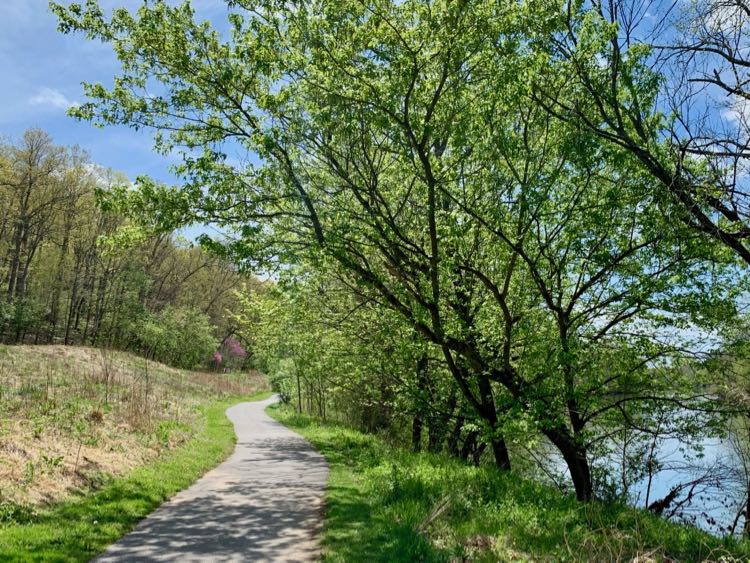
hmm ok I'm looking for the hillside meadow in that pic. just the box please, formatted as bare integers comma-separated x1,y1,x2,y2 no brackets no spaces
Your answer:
0,345,269,560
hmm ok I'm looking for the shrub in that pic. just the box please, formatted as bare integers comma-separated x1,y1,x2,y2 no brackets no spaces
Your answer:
129,306,218,369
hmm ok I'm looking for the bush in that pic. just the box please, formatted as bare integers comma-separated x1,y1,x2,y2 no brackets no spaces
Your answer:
216,337,247,370
129,306,218,369
0,297,46,342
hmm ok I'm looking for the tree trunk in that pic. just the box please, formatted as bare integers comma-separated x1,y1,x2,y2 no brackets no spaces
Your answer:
441,348,511,470
460,429,478,461
49,228,70,342
448,415,464,458
412,354,429,452
428,388,457,453
6,222,23,300
64,253,82,345
547,428,593,501
296,372,302,413
412,414,423,453
472,442,487,466
490,437,511,470
477,376,511,470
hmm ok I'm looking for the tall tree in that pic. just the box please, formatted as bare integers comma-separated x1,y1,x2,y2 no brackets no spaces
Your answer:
530,0,750,266
52,0,737,500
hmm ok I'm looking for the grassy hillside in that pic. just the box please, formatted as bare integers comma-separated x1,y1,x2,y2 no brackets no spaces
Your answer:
269,406,749,563
0,345,267,519
0,392,272,562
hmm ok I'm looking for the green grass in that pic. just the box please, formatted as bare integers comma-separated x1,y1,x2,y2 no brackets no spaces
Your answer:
269,406,750,562
0,391,272,562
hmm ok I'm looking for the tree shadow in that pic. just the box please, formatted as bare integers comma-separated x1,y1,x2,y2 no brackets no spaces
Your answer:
320,481,444,563
92,433,328,561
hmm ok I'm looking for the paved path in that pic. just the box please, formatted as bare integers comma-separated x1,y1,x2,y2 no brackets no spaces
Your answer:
95,395,328,562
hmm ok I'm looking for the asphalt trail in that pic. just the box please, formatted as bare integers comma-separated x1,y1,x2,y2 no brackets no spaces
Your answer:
95,395,328,562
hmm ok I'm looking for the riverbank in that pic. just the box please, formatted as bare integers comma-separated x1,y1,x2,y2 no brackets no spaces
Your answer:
269,406,750,562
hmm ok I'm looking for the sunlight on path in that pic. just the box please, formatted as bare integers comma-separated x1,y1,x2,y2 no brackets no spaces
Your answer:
95,396,328,562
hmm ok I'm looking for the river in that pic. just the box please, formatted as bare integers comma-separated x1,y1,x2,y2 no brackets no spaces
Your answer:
529,425,748,536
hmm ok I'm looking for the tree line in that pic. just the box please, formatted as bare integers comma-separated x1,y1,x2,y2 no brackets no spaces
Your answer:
0,129,251,368
50,0,750,528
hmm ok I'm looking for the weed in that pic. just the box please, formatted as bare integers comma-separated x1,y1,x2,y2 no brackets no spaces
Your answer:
269,405,750,563
23,461,34,486
0,501,37,525
40,454,64,473
154,420,190,448
18,383,43,401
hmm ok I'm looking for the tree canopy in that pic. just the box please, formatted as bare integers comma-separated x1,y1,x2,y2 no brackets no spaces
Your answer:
0,128,254,368
50,0,748,509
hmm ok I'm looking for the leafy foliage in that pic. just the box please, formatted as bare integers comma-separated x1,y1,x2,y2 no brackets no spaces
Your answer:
129,306,218,369
0,130,258,369
48,0,750,530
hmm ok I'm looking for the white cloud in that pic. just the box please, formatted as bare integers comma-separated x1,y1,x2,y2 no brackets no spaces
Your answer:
28,87,77,110
721,96,750,124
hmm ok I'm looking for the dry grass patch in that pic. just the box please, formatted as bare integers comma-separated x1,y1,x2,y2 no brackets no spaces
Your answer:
0,344,268,509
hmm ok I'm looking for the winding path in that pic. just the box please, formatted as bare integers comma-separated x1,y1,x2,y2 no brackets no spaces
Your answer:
95,395,328,562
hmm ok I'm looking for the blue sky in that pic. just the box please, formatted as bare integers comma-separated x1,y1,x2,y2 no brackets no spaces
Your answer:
0,0,227,185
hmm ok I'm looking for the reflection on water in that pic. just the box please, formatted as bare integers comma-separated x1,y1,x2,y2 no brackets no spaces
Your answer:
626,435,735,533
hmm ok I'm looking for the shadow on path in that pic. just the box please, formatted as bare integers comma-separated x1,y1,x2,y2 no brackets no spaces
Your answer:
95,396,328,562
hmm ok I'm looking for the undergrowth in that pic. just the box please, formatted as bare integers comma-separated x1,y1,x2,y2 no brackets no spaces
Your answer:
269,406,750,562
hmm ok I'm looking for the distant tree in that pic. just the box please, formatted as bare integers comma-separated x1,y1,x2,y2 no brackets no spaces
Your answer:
0,130,67,341
131,306,218,369
0,128,251,363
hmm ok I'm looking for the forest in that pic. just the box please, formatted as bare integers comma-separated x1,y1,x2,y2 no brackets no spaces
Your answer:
4,0,750,559
0,129,255,368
